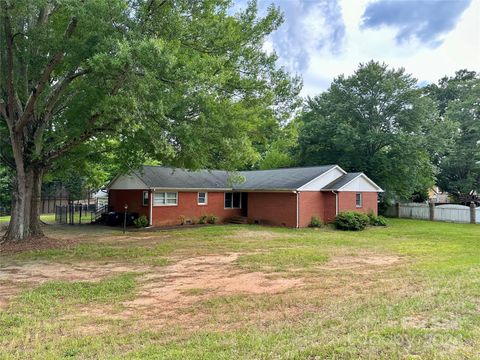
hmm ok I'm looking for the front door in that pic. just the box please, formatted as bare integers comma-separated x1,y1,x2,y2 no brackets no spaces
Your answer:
241,192,248,217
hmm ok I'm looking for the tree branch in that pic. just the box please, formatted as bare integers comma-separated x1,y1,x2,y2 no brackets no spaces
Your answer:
3,3,16,130
44,69,88,122
42,71,128,164
15,16,78,133
33,69,88,156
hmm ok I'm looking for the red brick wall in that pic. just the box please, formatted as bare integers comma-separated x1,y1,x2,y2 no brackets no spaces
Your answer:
298,192,323,227
298,191,378,226
109,189,150,218
338,192,378,215
247,192,297,227
322,191,337,223
151,191,241,226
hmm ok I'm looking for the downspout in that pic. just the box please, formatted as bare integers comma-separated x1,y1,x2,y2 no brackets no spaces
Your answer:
331,191,338,215
149,189,153,226
296,191,299,228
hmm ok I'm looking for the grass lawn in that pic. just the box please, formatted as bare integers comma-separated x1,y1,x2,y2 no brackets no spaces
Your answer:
1,219,480,359
0,214,56,224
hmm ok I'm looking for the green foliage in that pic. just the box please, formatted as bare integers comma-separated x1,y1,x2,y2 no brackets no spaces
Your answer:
296,61,452,202
198,215,208,224
0,0,301,237
334,212,369,231
0,166,11,209
368,211,388,226
134,215,149,228
426,70,480,197
308,216,322,228
257,120,300,170
207,214,218,224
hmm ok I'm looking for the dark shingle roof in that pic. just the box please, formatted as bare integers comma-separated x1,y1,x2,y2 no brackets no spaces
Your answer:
138,166,230,189
237,166,337,190
321,173,362,190
133,165,337,190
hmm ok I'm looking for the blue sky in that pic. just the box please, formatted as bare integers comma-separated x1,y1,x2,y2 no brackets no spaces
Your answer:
234,0,480,96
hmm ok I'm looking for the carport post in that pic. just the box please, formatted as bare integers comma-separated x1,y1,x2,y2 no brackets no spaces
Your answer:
470,203,476,224
123,204,128,234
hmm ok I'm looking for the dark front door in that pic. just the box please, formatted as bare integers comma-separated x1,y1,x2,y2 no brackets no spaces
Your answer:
241,192,248,217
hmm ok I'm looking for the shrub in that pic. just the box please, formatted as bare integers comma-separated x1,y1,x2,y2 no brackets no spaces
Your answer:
198,215,208,224
207,215,218,224
334,212,369,231
371,215,388,226
368,211,388,226
309,216,322,228
133,215,149,228
179,215,186,225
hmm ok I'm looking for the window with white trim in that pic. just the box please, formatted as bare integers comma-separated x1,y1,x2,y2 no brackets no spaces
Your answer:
356,193,362,208
142,191,149,206
198,192,207,205
224,192,241,209
153,192,178,206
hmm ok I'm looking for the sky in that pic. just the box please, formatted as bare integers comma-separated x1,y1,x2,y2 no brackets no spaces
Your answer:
234,0,480,97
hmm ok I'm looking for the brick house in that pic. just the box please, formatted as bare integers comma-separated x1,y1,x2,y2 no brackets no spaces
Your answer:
107,165,383,227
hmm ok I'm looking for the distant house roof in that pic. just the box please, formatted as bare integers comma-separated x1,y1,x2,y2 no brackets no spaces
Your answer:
108,165,383,192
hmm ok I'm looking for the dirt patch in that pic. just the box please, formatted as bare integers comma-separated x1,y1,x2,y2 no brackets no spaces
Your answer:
0,282,21,310
320,254,401,271
124,253,303,312
401,314,459,330
0,261,152,309
224,230,288,241
0,235,79,255
0,262,150,284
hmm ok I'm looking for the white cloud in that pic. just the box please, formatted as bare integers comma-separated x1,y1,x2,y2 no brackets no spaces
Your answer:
300,0,480,96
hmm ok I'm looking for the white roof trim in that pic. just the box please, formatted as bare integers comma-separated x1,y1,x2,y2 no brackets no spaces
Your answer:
296,165,347,191
107,171,149,190
324,173,384,192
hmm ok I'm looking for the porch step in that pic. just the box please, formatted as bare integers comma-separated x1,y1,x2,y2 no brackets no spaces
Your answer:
228,216,249,224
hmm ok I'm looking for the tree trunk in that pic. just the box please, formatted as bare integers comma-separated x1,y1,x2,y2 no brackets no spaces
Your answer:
2,166,44,242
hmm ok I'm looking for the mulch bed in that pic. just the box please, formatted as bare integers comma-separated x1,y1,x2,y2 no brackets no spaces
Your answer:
0,236,79,255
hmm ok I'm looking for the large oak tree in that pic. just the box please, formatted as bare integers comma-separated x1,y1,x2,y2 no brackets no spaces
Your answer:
296,61,453,202
425,70,480,199
0,0,300,242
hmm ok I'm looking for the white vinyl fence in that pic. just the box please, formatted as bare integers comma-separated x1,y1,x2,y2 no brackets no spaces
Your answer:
388,203,479,224
435,204,471,223
398,203,430,220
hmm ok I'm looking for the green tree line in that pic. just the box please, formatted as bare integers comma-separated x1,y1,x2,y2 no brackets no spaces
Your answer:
0,0,477,243
263,62,479,206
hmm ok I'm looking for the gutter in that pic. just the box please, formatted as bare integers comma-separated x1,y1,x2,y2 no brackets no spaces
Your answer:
296,191,299,228
150,189,153,226
332,190,338,215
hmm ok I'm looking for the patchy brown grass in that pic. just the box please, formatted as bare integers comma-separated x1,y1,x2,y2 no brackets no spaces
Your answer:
1,221,480,359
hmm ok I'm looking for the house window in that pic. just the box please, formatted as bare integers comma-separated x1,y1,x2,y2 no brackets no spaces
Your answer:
142,191,149,206
356,193,362,208
224,192,241,209
198,192,208,205
153,192,178,206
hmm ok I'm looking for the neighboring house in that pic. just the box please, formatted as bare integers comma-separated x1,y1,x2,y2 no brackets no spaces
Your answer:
428,186,450,204
107,165,383,228
92,189,109,209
